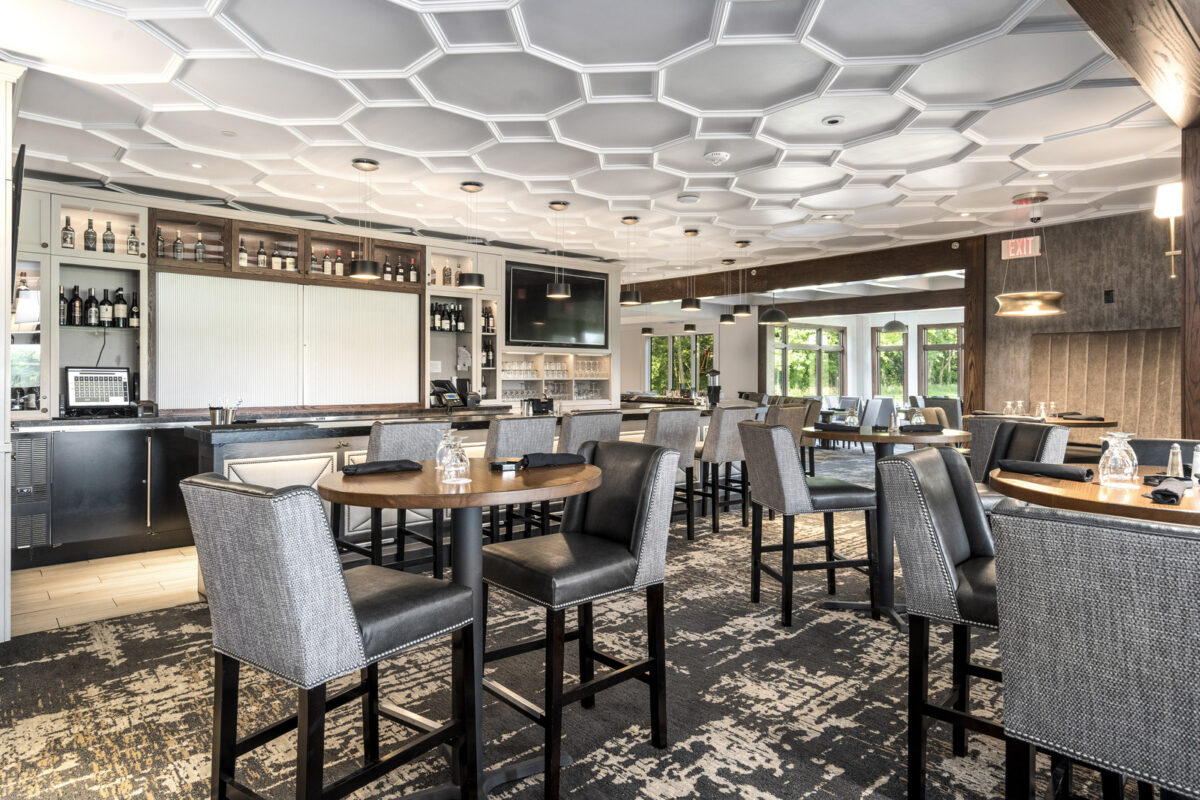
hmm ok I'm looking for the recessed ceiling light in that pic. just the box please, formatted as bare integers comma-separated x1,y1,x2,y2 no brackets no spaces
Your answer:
703,151,731,166
352,158,380,172
314,183,325,189
190,162,204,169
495,216,506,222
959,212,970,217
1037,172,1049,178
819,214,837,219
548,200,570,211
415,202,424,208
721,259,735,265
683,228,699,237
621,216,640,225
821,115,846,126
734,240,751,248
567,230,575,235
220,130,237,138
676,193,700,204
459,180,483,192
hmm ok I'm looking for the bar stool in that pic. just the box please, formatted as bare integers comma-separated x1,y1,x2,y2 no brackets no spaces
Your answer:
642,407,701,540
180,474,477,800
485,415,557,538
737,421,876,626
697,405,755,534
480,441,679,799
557,410,623,454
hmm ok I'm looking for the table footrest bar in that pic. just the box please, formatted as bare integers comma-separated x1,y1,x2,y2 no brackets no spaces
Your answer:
561,660,651,706
968,663,1002,682
794,558,870,571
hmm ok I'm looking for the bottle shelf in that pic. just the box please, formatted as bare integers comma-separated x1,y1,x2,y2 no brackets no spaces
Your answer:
59,325,139,332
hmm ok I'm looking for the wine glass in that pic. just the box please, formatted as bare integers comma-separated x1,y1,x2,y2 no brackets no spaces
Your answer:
435,428,456,473
1002,401,1014,415
441,438,471,485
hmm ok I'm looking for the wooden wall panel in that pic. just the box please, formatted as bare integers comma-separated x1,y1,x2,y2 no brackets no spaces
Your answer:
1083,334,1108,416
1028,335,1051,405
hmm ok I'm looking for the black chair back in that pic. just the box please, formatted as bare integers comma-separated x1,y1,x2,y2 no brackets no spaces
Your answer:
981,422,1069,482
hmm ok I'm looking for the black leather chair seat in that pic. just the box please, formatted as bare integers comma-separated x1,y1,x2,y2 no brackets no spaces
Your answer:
483,533,638,610
344,566,473,661
807,476,875,511
974,482,1005,512
954,557,998,627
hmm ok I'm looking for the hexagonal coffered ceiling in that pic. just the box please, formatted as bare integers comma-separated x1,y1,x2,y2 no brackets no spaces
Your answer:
3,0,1180,279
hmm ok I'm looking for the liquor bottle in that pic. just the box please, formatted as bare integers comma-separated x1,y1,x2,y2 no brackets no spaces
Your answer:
172,230,184,260
382,255,393,281
457,303,465,332
321,249,332,274
285,248,296,271
129,292,140,329
98,289,114,327
334,249,344,276
61,216,75,249
195,233,206,262
428,264,436,285
83,219,97,251
454,263,462,287
270,245,282,270
310,249,318,273
102,221,115,253
126,224,139,256
58,285,68,325
84,288,100,327
432,303,441,331
112,287,128,328
69,286,83,326
442,259,452,286
256,240,267,268
237,238,248,267
408,257,418,283
155,227,165,258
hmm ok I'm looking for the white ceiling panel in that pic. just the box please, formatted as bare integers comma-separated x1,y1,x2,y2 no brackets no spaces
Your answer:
662,44,830,113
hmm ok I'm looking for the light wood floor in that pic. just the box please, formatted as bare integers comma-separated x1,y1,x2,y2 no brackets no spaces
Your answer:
11,547,200,637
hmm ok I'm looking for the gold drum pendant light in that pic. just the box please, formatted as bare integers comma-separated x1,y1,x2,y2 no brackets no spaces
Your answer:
994,192,1064,317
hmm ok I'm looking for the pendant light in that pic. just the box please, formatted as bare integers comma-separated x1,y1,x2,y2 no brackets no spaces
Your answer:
642,327,655,336
348,158,381,280
733,267,752,317
758,291,787,325
718,269,736,324
620,289,643,305
881,314,907,334
547,201,571,299
684,322,697,332
618,216,642,305
456,180,486,289
680,230,701,311
720,313,736,325
994,192,1065,317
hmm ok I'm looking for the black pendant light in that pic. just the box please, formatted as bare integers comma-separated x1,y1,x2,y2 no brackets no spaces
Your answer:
684,323,697,332
349,158,381,279
620,289,643,305
547,201,571,299
641,326,654,336
881,314,907,334
681,296,701,312
619,217,642,305
720,313,736,325
758,291,787,326
680,230,700,311
348,257,381,280
733,267,751,316
459,272,485,290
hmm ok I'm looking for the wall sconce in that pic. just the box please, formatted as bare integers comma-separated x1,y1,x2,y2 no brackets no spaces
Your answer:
1154,182,1183,279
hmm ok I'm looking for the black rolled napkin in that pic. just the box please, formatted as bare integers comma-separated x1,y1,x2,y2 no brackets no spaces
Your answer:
872,425,890,433
997,459,1094,482
815,422,859,432
343,459,422,476
1059,413,1104,421
520,452,586,468
970,410,1001,415
1145,478,1192,505
900,424,944,434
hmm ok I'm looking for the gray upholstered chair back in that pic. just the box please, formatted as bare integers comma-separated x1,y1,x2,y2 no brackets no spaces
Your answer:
1105,437,1200,467
876,447,995,627
557,410,623,454
909,395,923,408
699,405,755,463
180,474,365,689
764,403,807,447
861,397,884,429
923,396,963,429
559,441,680,589
737,421,813,516
980,421,1069,483
642,407,700,470
991,502,1200,796
839,396,862,414
367,420,450,462
798,398,823,447
484,415,557,459
965,415,1026,482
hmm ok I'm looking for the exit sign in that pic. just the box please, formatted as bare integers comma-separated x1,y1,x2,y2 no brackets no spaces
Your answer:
1001,235,1042,260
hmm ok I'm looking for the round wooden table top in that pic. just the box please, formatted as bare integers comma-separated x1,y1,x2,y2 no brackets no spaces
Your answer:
989,465,1200,524
802,426,971,446
963,414,1118,428
317,458,602,510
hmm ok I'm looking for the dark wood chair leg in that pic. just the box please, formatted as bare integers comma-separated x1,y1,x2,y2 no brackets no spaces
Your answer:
371,507,384,567
781,514,794,627
1101,771,1126,800
578,603,595,709
723,461,731,508
710,462,720,533
1138,782,1156,800
908,614,930,800
699,463,709,517
481,583,490,645
505,504,514,541
1005,737,1036,800
362,663,379,764
768,508,775,521
544,608,566,800
751,503,762,604
212,653,239,798
1050,754,1074,800
453,624,479,800
540,500,550,536
823,512,837,595
807,446,816,477
431,509,444,580
684,467,695,541
952,623,970,757
647,583,668,749
397,509,409,572
296,683,327,800
487,506,500,542
740,460,749,528
330,503,343,545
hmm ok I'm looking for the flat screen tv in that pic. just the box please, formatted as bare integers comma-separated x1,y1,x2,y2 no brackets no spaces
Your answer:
506,262,608,349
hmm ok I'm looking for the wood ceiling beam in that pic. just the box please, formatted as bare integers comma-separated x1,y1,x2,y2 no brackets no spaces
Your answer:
771,287,965,319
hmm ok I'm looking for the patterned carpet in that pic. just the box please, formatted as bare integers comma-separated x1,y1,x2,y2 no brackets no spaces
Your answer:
0,448,1088,799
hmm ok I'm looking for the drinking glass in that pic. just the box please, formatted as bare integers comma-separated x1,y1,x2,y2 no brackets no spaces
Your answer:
1002,401,1014,415
1034,401,1046,419
1048,401,1057,418
441,438,471,484
1015,400,1025,415
1098,432,1139,487
911,409,925,425
846,409,859,427
435,428,456,473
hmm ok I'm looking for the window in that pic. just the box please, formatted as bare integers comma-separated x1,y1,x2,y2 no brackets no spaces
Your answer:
646,332,714,394
769,323,845,397
919,324,963,397
872,327,907,401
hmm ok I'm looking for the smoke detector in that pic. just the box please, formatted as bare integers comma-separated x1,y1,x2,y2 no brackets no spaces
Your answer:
676,193,700,205
703,151,731,167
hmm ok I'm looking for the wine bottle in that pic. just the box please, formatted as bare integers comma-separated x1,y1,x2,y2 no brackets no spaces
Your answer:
172,230,184,260
61,216,75,249
310,249,318,273
126,224,139,256
195,233,206,262
256,240,267,268
129,292,140,329
457,303,465,332
284,248,296,271
237,238,248,267
382,255,392,281
69,286,83,326
432,303,441,331
83,219,97,251
98,289,114,327
155,227,165,258
444,305,452,332
408,257,418,283
321,248,332,274
442,260,452,286
113,287,128,329
334,249,344,276
58,285,68,325
84,288,100,327
270,245,282,270
102,221,115,253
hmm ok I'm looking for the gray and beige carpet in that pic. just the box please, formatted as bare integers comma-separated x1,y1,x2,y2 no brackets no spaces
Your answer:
0,449,1096,799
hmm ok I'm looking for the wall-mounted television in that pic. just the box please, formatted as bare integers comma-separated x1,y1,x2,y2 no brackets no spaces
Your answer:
506,262,609,349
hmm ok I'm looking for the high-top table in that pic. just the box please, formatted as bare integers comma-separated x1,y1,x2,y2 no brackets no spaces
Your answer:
802,427,972,630
318,458,602,798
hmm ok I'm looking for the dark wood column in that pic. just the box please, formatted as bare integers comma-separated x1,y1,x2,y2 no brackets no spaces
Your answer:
961,236,987,417
1183,126,1200,438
